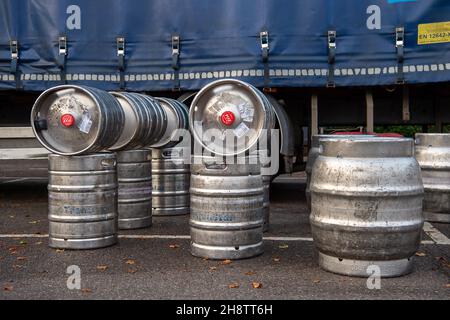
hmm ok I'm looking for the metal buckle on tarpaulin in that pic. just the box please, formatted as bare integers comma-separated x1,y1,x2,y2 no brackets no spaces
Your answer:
117,37,125,89
10,39,21,89
58,36,67,84
395,27,405,85
172,35,181,91
260,30,270,89
327,30,336,88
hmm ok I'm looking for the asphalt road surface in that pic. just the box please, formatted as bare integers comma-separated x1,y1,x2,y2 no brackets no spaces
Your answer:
0,173,449,300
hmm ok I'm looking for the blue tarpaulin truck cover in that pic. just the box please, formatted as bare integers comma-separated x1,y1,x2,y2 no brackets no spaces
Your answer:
1,0,450,91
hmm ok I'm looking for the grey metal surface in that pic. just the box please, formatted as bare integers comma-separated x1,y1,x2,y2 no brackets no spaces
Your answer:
415,133,450,224
47,153,118,249
31,85,124,155
310,137,424,277
150,98,189,149
109,93,166,151
305,134,374,212
117,150,152,230
190,156,264,260
262,174,271,233
151,147,190,216
189,79,274,156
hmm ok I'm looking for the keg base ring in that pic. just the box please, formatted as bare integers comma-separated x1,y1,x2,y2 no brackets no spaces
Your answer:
191,242,264,260
119,217,152,230
318,252,414,278
152,207,190,216
49,235,118,250
424,211,450,224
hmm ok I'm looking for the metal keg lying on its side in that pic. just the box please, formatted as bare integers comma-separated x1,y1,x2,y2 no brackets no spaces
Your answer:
109,92,167,151
305,134,374,211
48,153,118,249
190,79,275,156
116,149,152,229
415,133,450,223
151,148,190,216
31,85,124,155
262,174,271,232
190,156,264,260
310,137,424,277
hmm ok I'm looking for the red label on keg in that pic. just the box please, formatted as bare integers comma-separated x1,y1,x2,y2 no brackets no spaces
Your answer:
61,114,75,127
220,111,235,126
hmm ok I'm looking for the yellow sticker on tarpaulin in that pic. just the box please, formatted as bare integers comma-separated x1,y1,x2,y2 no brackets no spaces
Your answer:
418,21,450,45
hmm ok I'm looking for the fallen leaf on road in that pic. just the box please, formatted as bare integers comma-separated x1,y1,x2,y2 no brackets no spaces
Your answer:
228,283,239,289
445,284,450,288
244,271,256,276
252,282,263,289
35,241,43,245
415,252,426,257
222,259,232,265
81,288,92,294
202,258,209,261
29,220,40,224
96,265,108,271
278,244,289,249
9,215,14,219
169,244,180,249
209,266,217,271
273,257,281,262
16,257,27,261
8,247,17,254
125,259,135,265
127,268,138,274
55,249,65,253
19,240,27,245
3,285,13,291
313,279,321,284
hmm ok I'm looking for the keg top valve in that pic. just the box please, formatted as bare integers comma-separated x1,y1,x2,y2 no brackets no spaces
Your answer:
220,111,235,126
60,114,75,127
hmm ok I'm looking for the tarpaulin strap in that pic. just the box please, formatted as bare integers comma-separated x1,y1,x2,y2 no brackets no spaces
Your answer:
172,35,180,90
58,36,67,84
117,37,125,89
395,27,405,84
327,31,336,88
260,31,270,88
10,40,21,89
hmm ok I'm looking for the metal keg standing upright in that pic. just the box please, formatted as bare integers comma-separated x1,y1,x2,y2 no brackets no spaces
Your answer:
189,79,274,259
109,93,189,226
305,134,375,212
31,85,125,155
310,137,424,277
150,98,191,216
151,148,190,216
415,133,450,223
116,149,152,229
190,156,264,259
48,153,118,249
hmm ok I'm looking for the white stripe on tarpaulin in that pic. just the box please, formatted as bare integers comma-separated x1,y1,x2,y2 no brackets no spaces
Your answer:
1,63,450,83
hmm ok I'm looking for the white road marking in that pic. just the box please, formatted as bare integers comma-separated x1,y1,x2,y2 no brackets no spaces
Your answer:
423,222,450,245
0,233,445,245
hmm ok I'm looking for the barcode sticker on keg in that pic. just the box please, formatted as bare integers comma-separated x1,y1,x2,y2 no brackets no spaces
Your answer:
79,114,92,134
233,122,250,138
238,103,254,122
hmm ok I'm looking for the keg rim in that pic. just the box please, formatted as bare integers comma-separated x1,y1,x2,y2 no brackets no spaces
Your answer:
189,78,267,156
318,137,414,158
31,85,103,156
108,91,140,151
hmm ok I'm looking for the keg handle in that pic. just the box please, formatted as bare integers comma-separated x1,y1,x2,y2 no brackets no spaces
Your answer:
101,158,117,168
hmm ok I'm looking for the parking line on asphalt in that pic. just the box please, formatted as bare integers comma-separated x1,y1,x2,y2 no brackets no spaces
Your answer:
423,222,450,245
0,233,444,245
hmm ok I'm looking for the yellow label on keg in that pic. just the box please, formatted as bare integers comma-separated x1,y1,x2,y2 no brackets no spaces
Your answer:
418,21,450,45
